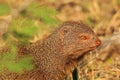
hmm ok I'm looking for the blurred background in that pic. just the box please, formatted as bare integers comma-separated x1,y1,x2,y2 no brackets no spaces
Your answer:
0,0,120,80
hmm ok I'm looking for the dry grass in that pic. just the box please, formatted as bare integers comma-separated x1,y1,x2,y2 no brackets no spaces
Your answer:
0,0,120,80
51,0,120,80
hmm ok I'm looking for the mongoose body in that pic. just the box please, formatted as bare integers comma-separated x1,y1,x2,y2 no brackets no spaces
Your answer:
0,21,101,80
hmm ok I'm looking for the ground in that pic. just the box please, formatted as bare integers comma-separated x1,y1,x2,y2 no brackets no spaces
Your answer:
0,0,120,80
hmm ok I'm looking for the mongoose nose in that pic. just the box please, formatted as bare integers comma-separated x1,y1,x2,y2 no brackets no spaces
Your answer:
95,39,101,47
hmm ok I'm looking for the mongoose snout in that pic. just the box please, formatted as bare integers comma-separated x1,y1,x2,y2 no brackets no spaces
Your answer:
95,39,101,47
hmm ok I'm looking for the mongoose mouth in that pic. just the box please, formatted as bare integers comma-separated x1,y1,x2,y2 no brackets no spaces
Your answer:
69,43,101,59
88,39,101,49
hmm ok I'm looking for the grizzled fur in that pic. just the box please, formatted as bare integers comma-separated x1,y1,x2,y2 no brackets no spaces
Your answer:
0,21,101,80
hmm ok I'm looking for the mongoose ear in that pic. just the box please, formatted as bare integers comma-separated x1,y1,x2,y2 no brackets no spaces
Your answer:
59,26,70,41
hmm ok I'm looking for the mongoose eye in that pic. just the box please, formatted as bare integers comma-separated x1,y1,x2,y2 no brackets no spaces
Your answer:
63,29,68,33
79,35,88,40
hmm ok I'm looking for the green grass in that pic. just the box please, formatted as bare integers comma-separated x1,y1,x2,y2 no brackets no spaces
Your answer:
0,4,10,15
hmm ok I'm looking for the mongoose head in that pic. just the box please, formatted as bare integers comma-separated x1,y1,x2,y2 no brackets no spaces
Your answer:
58,21,101,59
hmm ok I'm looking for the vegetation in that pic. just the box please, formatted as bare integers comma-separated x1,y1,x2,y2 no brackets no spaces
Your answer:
0,0,120,79
0,0,59,74
0,4,10,15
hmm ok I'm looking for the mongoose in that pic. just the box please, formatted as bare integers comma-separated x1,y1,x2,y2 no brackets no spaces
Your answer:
0,21,101,80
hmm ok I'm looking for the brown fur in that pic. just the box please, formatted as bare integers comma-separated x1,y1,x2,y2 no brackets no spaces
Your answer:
0,21,101,80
